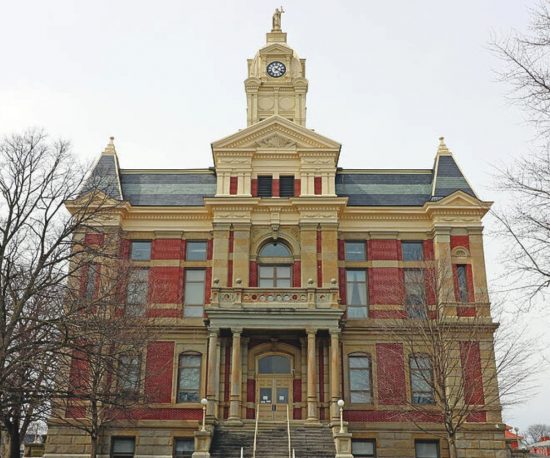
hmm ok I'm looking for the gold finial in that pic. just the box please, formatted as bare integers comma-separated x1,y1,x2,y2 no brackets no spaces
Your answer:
272,6,285,32
437,136,451,155
103,136,117,155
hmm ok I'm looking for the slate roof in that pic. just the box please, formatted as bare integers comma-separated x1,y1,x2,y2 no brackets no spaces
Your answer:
81,154,123,200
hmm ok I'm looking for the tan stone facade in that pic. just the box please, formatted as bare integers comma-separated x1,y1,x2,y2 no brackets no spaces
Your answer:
45,13,506,458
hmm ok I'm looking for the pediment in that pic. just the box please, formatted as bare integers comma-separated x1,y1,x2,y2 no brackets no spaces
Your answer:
430,191,489,208
211,116,341,151
260,43,294,56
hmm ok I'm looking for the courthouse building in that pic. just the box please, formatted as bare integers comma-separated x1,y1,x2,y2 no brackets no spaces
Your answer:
45,12,506,458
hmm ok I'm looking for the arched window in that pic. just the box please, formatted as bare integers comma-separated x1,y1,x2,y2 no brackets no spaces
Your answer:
349,353,372,403
258,354,291,374
177,352,201,402
258,241,293,288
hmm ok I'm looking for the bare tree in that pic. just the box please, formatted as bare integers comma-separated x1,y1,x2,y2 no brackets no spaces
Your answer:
526,423,550,444
492,1,550,302
379,261,532,458
0,129,120,457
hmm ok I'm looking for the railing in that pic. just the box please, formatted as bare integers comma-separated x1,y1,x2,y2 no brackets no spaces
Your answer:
252,403,260,458
210,285,340,310
286,404,292,458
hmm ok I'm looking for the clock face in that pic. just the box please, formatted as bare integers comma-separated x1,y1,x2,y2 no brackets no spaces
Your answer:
267,61,286,78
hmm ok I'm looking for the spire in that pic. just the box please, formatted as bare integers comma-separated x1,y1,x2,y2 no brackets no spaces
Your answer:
436,136,452,156
102,136,117,156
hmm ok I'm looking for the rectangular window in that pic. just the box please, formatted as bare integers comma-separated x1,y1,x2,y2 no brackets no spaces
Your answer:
177,354,201,402
111,437,135,458
456,264,469,303
186,241,208,261
131,241,151,260
279,175,295,197
126,268,149,315
346,270,368,318
184,269,206,317
349,355,372,403
410,356,434,404
174,438,194,458
257,175,273,197
352,440,376,457
404,269,426,318
345,241,366,261
259,265,292,288
118,355,141,397
415,440,440,458
85,263,98,300
402,241,424,261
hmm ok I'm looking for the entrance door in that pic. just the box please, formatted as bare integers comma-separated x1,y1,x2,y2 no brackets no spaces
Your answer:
256,354,293,421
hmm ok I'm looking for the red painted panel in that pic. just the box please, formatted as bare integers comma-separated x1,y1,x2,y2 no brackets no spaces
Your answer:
251,179,258,197
227,261,233,287
467,411,487,422
246,408,255,419
423,239,434,261
146,309,181,318
224,342,231,420
466,264,475,302
368,240,400,261
369,268,403,305
152,239,183,260
228,230,234,254
229,176,238,195
451,235,470,251
460,341,485,405
144,341,174,403
376,343,406,405
317,231,322,254
318,345,325,404
293,379,302,402
293,261,301,287
338,268,346,304
207,239,213,260
84,232,104,246
272,178,280,197
247,379,256,402
149,267,183,304
294,178,301,197
457,306,476,317
344,409,443,423
314,176,322,195
205,267,212,305
338,239,345,261
249,261,258,287
68,350,88,394
65,405,86,418
317,260,323,287
293,407,302,420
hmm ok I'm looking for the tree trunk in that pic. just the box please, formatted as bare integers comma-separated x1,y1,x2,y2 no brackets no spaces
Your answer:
448,435,458,458
91,434,98,458
8,428,20,458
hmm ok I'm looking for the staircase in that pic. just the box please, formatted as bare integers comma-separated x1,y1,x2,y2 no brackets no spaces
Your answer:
210,423,337,458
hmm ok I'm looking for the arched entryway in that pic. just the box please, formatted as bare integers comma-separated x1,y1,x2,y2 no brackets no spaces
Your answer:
256,353,293,421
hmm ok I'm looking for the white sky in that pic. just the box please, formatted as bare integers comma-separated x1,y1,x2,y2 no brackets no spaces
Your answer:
0,0,547,434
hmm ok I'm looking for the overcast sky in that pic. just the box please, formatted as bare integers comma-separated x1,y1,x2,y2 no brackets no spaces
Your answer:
0,0,547,433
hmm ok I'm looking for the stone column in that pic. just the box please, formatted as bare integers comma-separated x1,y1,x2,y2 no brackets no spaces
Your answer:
306,329,318,422
469,227,489,303
433,227,454,304
228,329,243,423
206,328,220,418
329,329,341,421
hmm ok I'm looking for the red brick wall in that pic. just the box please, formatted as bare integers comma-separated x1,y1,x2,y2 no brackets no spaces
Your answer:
338,267,346,304
317,230,323,287
368,240,401,260
152,239,184,260
149,267,183,304
293,379,302,419
251,179,258,197
460,341,485,405
249,261,258,287
293,261,301,287
294,178,301,197
338,239,345,261
369,268,402,305
423,239,434,260
144,341,174,403
272,178,280,197
451,235,470,251
376,343,406,405
84,232,104,246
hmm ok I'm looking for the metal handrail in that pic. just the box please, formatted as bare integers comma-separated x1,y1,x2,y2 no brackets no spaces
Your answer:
287,404,292,458
252,403,260,458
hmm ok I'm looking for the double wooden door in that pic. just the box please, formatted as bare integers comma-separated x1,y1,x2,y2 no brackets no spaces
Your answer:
257,375,292,421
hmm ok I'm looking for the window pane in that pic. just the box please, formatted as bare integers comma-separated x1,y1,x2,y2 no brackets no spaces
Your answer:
276,278,291,288
85,264,97,299
112,438,135,453
350,371,371,390
405,269,425,312
180,355,201,367
402,241,424,261
348,306,368,318
119,356,140,391
346,270,366,282
345,242,366,261
276,266,291,277
184,270,205,305
349,356,370,368
180,368,200,389
186,269,206,282
279,176,295,197
258,355,291,374
178,355,201,403
259,278,274,287
127,269,148,307
352,440,375,456
457,265,469,303
175,438,194,456
186,241,207,261
259,243,291,257
260,387,272,403
131,241,151,260
347,280,367,306
416,441,439,458
258,176,273,197
184,305,203,317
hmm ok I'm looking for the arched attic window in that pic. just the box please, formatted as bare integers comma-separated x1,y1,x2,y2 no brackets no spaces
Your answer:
258,241,293,288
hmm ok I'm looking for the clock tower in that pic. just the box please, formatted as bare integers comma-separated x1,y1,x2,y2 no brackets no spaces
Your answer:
245,9,308,126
